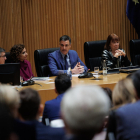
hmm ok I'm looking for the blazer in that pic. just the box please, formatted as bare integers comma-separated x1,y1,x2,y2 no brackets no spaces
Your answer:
34,120,65,140
42,93,64,124
102,49,131,68
14,119,65,140
48,49,88,76
116,101,140,140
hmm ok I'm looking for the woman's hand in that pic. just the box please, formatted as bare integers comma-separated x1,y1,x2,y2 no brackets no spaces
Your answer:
114,49,126,58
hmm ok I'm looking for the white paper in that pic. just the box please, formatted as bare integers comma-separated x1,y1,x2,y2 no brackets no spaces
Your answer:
32,77,49,81
92,73,100,78
72,74,79,77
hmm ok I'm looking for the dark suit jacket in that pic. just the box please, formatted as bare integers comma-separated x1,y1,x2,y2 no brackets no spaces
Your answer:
34,120,65,140
48,49,88,76
15,119,65,140
42,93,64,124
116,101,140,140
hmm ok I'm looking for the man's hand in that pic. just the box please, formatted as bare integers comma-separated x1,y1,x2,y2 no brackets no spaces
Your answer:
72,62,84,74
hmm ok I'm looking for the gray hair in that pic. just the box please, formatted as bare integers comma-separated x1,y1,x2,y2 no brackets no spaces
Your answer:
0,48,5,56
0,85,20,117
61,85,110,135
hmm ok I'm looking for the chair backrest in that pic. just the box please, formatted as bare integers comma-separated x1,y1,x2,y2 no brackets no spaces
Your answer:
130,39,140,66
34,48,59,77
84,40,106,71
5,52,12,63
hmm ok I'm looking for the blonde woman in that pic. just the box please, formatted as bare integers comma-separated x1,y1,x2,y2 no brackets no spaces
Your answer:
106,78,136,140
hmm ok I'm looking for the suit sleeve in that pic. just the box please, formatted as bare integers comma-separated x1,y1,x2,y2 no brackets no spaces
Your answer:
48,53,67,76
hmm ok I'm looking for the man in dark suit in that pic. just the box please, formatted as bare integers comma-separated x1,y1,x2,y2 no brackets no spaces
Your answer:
61,85,110,140
18,88,65,140
48,35,88,76
42,74,71,124
116,70,140,140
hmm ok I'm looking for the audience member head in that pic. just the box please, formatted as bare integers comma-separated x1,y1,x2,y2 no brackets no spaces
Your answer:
18,88,42,121
112,78,136,109
130,70,140,99
61,85,110,139
55,74,71,94
59,35,71,55
104,33,121,51
0,85,20,118
10,44,28,62
0,47,7,64
102,87,112,107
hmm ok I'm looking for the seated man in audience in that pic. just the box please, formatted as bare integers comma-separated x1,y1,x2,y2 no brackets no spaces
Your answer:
116,70,140,140
42,74,71,124
61,85,110,140
48,35,88,76
18,88,65,140
0,47,7,64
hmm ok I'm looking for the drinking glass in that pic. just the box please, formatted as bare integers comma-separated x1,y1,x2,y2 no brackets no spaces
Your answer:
20,76,23,85
94,67,99,74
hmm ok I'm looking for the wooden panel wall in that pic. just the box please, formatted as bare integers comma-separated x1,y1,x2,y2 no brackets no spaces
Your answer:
0,0,138,76
0,0,23,50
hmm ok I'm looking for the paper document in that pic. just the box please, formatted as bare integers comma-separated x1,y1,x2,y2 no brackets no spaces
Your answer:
92,73,99,78
32,77,49,81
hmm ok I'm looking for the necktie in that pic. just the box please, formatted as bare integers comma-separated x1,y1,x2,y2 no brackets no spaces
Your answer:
64,55,68,70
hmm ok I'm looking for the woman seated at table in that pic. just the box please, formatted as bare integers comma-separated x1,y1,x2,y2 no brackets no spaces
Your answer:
102,33,131,68
10,44,34,81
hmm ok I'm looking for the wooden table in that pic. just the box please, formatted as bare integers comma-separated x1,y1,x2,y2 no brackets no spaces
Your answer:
18,73,128,106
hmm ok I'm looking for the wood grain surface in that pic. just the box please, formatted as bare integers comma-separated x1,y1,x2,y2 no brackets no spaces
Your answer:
0,0,138,77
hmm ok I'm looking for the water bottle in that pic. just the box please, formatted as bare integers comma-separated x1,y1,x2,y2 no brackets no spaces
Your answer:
103,60,107,76
67,64,72,80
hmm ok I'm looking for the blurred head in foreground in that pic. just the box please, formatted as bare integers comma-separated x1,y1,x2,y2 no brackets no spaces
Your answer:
0,85,20,118
61,85,110,139
18,88,42,121
112,78,136,109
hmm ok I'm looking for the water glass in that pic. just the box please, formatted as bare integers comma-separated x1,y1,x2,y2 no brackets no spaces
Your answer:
20,76,23,85
94,67,99,74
